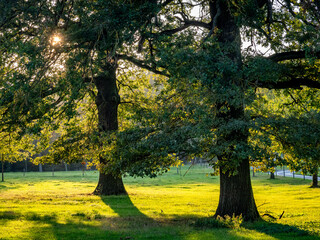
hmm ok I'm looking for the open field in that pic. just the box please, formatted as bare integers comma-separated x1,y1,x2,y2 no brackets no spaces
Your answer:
1,165,320,240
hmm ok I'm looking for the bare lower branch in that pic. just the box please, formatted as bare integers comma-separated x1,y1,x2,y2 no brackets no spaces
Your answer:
159,20,210,36
256,77,320,90
118,54,169,77
268,50,320,62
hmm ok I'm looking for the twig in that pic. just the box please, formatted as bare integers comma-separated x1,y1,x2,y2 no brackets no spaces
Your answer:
183,159,195,177
262,213,277,220
279,211,285,219
257,201,268,208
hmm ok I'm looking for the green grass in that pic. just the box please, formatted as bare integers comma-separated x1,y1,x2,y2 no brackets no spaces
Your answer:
0,165,320,240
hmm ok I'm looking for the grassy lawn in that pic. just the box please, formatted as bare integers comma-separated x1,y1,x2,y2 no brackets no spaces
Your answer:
1,165,320,240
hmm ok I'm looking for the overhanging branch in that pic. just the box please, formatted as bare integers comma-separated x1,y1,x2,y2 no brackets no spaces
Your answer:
118,54,169,77
158,20,211,36
256,77,320,90
268,50,320,62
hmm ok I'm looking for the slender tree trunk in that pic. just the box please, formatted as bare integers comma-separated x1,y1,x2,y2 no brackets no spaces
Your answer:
311,174,318,188
93,62,126,195
311,168,318,188
212,1,260,221
1,154,4,182
270,172,275,179
25,159,28,173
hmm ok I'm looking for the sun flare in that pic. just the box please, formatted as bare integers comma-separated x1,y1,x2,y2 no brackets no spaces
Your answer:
51,35,62,46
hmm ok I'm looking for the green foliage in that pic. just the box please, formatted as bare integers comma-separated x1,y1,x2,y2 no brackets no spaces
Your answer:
0,130,34,164
1,0,320,182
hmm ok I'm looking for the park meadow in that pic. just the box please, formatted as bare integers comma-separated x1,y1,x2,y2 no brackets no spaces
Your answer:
1,165,320,240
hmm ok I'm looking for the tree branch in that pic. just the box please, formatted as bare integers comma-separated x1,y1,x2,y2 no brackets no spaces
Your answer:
159,20,211,36
257,0,268,8
138,20,210,52
161,0,174,7
202,0,221,43
256,77,320,90
268,50,320,62
117,54,169,77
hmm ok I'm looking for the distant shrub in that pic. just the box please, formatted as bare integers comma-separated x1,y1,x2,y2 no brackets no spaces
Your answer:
71,212,86,217
0,211,20,220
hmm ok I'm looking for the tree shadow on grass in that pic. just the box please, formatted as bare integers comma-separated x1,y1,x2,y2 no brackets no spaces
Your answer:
100,194,147,217
99,194,161,231
191,215,320,239
99,195,319,240
3,194,320,240
29,218,124,240
0,182,19,191
2,195,179,240
244,219,320,240
0,209,139,240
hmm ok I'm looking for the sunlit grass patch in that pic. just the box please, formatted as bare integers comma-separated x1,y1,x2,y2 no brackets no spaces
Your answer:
0,166,320,239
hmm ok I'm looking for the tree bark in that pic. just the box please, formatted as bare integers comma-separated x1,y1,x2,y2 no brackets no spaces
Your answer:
93,61,126,195
94,170,126,195
215,159,260,221
270,172,275,179
311,173,318,188
212,1,260,221
64,162,68,171
1,154,4,182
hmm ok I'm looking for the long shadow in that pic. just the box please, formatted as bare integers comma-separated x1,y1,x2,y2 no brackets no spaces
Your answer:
244,220,320,240
3,201,320,240
0,208,144,240
29,217,123,240
193,216,320,240
100,194,146,217
0,182,19,191
99,194,163,230
100,194,320,240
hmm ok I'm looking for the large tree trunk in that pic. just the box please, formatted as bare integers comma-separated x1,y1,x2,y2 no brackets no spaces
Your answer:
212,1,260,221
94,171,126,195
215,159,260,221
93,62,126,195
